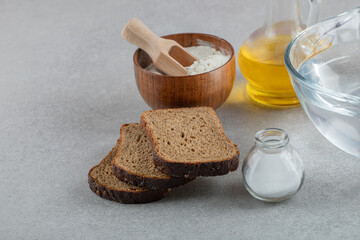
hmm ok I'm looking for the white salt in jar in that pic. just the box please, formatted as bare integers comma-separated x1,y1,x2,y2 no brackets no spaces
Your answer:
242,128,304,202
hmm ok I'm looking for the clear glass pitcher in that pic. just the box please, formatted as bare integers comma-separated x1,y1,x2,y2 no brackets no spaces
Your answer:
238,0,321,107
285,7,360,158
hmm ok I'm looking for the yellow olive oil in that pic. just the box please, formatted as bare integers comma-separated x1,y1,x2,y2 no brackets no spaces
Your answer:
238,35,300,107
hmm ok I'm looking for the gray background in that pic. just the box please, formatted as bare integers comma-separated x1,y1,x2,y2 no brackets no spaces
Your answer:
1,0,360,239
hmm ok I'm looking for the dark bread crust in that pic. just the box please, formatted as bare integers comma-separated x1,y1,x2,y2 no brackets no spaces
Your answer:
112,164,194,190
112,124,195,190
88,175,167,204
152,151,239,178
140,107,240,178
88,142,168,204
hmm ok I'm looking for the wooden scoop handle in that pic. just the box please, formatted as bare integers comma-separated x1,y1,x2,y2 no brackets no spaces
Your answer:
121,18,159,58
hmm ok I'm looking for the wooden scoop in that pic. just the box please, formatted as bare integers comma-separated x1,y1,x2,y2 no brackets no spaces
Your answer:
121,18,198,76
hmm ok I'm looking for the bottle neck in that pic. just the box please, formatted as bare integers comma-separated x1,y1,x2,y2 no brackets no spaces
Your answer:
265,0,302,35
254,128,289,151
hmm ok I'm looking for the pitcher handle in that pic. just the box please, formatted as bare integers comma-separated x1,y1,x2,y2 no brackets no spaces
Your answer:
306,0,321,27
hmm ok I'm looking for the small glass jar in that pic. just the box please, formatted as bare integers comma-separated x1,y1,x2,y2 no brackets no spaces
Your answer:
242,128,304,202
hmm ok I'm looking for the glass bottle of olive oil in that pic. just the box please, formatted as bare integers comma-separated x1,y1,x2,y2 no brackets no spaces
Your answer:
238,0,321,107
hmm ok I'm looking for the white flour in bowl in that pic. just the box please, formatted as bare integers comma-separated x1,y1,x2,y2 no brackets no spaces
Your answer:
144,45,230,75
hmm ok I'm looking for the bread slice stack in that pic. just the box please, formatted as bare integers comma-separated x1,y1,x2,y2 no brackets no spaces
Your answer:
88,139,168,204
88,107,240,204
112,123,193,190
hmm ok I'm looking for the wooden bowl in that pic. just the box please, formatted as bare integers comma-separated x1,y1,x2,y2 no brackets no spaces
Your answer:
133,33,235,109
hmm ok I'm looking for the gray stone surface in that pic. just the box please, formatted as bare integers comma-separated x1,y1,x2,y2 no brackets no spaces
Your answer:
1,0,360,239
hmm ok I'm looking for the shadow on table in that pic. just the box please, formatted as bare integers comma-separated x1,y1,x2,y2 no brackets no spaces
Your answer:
218,76,302,128
161,172,277,209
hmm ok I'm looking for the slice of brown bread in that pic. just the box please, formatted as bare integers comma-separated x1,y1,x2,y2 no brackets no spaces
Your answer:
88,139,168,204
112,123,193,190
140,107,240,178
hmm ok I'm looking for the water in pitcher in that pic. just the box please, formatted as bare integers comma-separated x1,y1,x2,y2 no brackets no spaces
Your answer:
297,42,360,157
